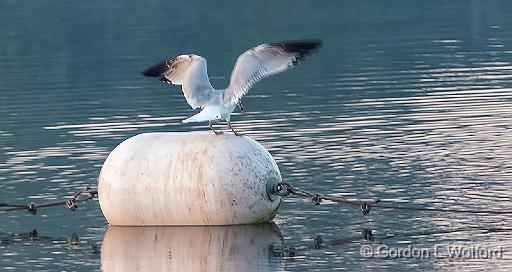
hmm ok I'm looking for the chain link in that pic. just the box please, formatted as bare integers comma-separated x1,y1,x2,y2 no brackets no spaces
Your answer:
0,187,98,214
272,182,512,216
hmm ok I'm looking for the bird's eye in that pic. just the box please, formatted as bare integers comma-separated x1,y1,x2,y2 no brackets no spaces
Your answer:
188,54,192,58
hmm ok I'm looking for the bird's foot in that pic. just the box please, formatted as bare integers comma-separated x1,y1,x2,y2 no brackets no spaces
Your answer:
209,121,223,135
228,121,243,136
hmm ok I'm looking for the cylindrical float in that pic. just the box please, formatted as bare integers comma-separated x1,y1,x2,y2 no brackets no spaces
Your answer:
98,132,281,226
101,224,284,271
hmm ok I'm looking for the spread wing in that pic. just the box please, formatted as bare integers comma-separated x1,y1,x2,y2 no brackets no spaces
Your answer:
223,39,322,106
143,54,213,109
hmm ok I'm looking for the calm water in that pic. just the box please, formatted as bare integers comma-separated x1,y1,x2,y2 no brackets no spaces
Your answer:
1,0,512,271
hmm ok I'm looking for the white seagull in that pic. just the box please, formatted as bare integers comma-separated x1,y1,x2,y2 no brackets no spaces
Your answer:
142,39,322,135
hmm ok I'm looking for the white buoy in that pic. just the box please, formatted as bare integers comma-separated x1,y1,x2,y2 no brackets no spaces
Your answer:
101,224,284,271
98,132,281,226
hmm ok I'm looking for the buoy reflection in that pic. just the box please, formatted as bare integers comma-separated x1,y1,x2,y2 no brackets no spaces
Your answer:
101,223,284,272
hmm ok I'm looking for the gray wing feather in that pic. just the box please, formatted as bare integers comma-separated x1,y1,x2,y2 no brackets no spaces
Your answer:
223,40,322,106
143,55,213,109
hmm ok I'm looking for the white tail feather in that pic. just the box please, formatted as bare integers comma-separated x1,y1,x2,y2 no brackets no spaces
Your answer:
182,107,221,123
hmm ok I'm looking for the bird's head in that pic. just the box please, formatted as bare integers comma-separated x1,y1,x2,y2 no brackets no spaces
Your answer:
196,106,224,122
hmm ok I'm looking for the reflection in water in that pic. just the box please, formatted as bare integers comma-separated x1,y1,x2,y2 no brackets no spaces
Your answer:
0,229,102,271
101,224,284,272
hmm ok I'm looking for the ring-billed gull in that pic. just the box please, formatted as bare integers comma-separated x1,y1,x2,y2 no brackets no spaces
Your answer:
142,39,322,136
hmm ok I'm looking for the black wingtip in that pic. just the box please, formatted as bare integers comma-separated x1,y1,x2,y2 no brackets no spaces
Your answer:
270,39,323,61
142,60,170,77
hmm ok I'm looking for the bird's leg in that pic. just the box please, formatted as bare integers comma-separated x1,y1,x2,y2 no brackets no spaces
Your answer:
209,121,223,135
237,100,244,112
228,121,243,136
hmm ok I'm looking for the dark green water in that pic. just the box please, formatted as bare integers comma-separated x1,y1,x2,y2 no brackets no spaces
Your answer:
1,0,512,271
